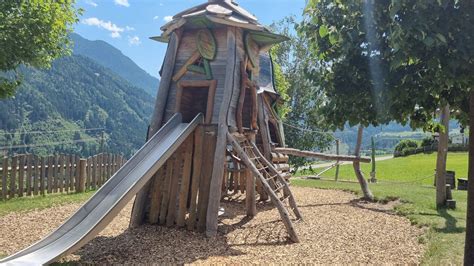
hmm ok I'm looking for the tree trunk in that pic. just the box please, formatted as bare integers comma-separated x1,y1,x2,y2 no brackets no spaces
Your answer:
464,91,474,265
353,126,374,201
436,105,450,207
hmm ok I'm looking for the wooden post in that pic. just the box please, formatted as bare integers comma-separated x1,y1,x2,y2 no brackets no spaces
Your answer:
206,26,239,238
26,154,32,196
2,156,8,200
187,126,204,230
10,156,17,199
40,157,46,196
64,155,70,193
92,155,97,190
59,155,65,193
53,155,59,193
436,105,450,207
77,159,87,193
246,133,257,216
47,156,54,194
177,137,193,227
33,156,40,196
69,155,76,192
335,139,340,181
18,155,25,197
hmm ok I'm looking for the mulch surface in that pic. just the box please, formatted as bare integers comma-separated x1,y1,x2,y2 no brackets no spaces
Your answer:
0,187,425,264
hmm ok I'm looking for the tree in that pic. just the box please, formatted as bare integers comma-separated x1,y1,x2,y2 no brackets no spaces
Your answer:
270,16,333,171
301,0,474,263
0,1,81,98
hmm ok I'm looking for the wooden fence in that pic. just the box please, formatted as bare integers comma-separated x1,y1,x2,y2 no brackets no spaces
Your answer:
0,153,126,200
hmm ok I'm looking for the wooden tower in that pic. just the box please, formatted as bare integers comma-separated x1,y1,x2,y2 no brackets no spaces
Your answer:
130,0,301,242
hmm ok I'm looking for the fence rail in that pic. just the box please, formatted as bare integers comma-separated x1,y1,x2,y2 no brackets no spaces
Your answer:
0,153,126,200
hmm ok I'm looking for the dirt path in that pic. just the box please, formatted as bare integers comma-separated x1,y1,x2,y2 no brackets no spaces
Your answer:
0,187,424,264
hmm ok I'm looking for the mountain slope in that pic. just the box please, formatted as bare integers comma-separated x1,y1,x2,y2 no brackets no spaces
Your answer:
0,55,154,157
71,33,159,96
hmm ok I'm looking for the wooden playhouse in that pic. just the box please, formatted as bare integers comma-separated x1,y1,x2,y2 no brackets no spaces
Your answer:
129,0,302,242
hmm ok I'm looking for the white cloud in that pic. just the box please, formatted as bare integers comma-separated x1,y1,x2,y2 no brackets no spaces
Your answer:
128,36,141,46
85,0,98,7
114,0,130,7
163,16,173,22
82,17,124,38
125,26,135,31
153,15,160,20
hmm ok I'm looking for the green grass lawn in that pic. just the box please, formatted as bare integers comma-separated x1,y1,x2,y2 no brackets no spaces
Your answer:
299,152,468,186
294,152,469,265
0,190,96,217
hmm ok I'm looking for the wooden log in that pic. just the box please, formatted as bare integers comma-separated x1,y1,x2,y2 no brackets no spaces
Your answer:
250,85,258,130
206,26,239,238
77,159,87,193
26,155,33,196
2,156,8,200
245,166,256,216
271,153,289,163
10,156,17,199
335,139,340,181
187,126,204,230
177,137,193,227
166,151,183,227
274,147,372,163
18,155,25,197
92,155,97,190
33,156,40,196
40,157,46,196
198,126,218,232
236,64,247,134
159,158,175,225
86,157,92,190
148,168,165,224
257,95,272,160
53,155,60,193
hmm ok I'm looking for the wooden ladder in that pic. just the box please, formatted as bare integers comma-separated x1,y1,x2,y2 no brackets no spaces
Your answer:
227,132,302,243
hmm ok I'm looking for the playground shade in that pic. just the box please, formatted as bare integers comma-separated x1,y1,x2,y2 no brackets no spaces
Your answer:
0,113,203,265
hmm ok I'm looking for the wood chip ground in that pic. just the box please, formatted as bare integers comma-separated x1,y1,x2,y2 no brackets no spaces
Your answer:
0,187,425,264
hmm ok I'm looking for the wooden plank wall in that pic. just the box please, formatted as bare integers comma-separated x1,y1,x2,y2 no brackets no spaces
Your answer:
0,153,126,200
164,28,228,125
145,125,216,231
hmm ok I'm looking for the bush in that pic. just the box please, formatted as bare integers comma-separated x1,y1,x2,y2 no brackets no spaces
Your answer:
394,139,419,153
401,147,417,157
421,136,436,147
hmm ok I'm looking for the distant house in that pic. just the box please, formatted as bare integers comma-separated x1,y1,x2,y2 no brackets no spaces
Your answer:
451,133,467,145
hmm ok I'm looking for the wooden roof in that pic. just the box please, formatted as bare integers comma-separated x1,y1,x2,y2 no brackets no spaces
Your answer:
150,0,288,46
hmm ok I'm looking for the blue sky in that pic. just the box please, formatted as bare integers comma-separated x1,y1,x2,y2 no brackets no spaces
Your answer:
74,0,305,78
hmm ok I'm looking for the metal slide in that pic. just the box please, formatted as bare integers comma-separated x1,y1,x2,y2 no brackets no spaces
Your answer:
0,113,203,266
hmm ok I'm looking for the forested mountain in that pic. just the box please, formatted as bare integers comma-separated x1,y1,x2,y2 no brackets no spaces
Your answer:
0,55,154,157
71,33,159,96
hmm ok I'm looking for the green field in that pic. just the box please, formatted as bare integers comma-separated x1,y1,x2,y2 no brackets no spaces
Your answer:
294,152,469,265
300,152,468,185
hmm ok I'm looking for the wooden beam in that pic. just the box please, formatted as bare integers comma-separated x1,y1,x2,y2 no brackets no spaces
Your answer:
274,148,371,163
130,31,182,228
187,126,203,230
206,26,239,238
172,51,201,82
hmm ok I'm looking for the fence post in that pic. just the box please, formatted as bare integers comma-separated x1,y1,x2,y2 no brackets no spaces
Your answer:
335,139,340,181
77,159,87,193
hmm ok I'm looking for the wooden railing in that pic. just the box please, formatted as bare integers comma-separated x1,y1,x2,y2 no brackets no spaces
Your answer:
0,153,126,200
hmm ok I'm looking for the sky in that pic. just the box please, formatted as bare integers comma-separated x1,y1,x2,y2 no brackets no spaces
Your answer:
74,0,306,78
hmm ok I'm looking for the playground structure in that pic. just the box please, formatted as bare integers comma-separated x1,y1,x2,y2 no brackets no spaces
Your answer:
1,1,370,264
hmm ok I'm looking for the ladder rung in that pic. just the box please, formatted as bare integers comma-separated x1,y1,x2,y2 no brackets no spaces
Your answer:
249,156,261,160
257,166,269,171
274,185,285,193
